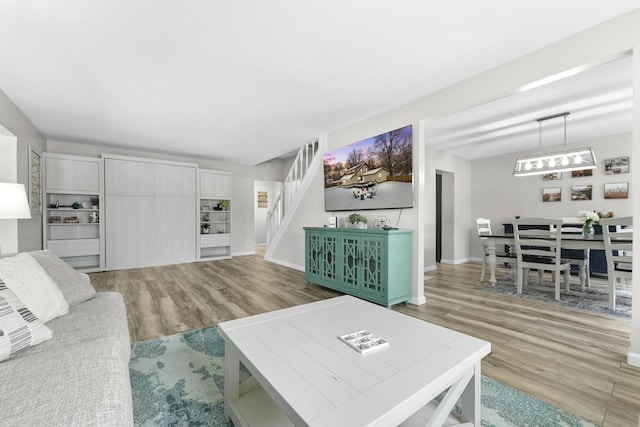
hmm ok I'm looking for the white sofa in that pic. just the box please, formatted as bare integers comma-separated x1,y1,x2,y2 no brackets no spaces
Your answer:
0,250,133,426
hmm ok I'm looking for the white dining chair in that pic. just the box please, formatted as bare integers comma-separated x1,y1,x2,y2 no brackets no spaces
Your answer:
512,218,571,300
600,216,633,311
476,218,516,283
560,220,591,290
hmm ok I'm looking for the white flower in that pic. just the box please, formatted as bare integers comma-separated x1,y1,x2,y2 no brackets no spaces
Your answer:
578,211,599,223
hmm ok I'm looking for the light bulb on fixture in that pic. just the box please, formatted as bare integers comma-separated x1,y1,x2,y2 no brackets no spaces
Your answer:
548,158,556,167
574,153,583,164
561,155,569,166
525,161,532,171
536,159,543,169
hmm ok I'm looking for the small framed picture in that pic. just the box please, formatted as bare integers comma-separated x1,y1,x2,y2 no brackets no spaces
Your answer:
604,182,629,199
571,169,593,178
542,172,561,181
542,187,561,202
603,157,629,175
571,185,592,201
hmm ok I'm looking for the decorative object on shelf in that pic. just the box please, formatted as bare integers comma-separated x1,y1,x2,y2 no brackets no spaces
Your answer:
374,215,390,229
578,211,599,237
346,212,367,229
81,200,90,209
338,330,388,354
63,216,80,223
71,201,80,209
597,211,613,219
218,200,229,210
202,212,211,222
201,224,211,234
49,216,61,224
90,196,99,209
89,212,99,223
513,112,597,177
49,201,59,209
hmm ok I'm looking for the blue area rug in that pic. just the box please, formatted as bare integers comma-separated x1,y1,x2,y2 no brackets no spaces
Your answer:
476,277,631,318
130,325,599,427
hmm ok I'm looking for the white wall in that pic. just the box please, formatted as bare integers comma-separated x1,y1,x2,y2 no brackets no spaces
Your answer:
469,133,632,259
254,180,280,245
46,140,288,256
0,88,46,252
425,148,472,269
0,129,19,253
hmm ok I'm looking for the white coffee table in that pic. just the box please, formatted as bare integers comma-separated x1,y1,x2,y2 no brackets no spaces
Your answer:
219,295,491,427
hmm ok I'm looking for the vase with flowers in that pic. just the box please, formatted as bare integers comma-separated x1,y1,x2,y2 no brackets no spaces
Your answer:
578,211,599,237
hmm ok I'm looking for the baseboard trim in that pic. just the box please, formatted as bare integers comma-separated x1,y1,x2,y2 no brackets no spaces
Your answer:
627,351,640,367
409,296,427,305
232,251,255,257
264,256,304,272
440,258,472,265
424,265,437,272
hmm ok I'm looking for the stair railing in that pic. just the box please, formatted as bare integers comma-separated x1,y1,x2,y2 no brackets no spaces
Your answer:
266,140,319,245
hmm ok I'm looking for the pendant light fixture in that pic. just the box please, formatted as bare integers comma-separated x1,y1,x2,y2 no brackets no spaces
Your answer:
513,112,597,177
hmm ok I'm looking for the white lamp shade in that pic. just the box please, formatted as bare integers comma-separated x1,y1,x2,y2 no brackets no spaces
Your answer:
0,183,32,219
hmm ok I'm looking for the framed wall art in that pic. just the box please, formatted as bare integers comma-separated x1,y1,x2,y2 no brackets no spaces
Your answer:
571,169,593,178
542,172,561,181
603,157,629,175
571,185,592,201
542,187,561,202
257,191,268,208
28,145,42,214
604,182,629,199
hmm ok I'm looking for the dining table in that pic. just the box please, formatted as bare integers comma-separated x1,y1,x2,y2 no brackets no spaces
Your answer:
482,233,618,308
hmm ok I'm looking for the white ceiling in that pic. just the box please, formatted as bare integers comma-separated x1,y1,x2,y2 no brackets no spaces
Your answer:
426,55,634,159
0,1,637,165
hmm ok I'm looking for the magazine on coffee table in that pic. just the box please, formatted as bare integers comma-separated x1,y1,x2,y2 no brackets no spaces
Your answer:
338,330,389,354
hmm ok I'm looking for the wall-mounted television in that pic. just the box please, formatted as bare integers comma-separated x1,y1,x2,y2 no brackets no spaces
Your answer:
323,124,414,211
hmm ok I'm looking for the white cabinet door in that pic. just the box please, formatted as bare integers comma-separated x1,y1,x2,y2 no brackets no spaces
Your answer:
105,158,155,195
155,196,197,265
155,164,196,197
105,194,156,269
104,157,198,269
200,170,231,199
45,156,100,192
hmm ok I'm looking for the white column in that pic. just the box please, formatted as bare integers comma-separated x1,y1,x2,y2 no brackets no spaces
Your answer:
627,47,640,367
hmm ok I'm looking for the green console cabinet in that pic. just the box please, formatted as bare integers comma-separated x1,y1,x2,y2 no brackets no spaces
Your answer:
304,227,411,307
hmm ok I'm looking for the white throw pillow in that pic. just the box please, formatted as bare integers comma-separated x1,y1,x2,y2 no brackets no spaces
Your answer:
0,253,69,323
0,279,53,362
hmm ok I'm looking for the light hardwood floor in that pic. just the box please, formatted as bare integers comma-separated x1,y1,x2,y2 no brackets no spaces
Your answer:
90,251,640,426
